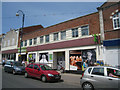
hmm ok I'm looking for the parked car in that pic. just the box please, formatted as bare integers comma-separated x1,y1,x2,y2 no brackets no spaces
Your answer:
115,65,120,69
25,63,61,82
4,61,25,75
80,66,120,90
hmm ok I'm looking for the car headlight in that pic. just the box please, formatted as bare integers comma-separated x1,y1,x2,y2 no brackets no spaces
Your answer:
48,74,54,77
16,67,21,70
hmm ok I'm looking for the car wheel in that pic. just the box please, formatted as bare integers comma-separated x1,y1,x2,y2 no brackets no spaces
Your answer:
41,75,47,82
13,70,16,75
83,82,94,90
25,72,29,78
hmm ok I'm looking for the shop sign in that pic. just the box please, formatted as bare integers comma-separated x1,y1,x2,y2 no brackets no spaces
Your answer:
18,47,27,53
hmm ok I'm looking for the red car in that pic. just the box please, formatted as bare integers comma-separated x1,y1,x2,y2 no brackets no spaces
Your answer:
25,63,61,82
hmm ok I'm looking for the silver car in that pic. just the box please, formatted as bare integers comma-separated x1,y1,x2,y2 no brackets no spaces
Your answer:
80,66,120,90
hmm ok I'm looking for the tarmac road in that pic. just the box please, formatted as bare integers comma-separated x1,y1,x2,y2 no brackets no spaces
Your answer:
2,67,81,89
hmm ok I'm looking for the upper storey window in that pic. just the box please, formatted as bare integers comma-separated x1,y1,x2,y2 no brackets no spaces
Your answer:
72,28,78,37
54,32,59,41
112,12,120,30
34,38,37,45
29,39,32,45
61,31,66,40
45,35,49,43
24,40,27,46
81,25,89,36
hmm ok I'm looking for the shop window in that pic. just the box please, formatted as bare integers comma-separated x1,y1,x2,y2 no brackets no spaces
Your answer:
61,31,66,40
28,53,36,62
92,68,104,76
40,36,44,44
34,38,37,45
72,28,78,37
54,32,59,41
112,12,120,30
81,25,89,36
45,35,49,43
24,40,27,46
29,39,32,45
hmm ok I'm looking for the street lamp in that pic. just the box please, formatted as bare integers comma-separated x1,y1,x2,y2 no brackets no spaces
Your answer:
16,10,25,62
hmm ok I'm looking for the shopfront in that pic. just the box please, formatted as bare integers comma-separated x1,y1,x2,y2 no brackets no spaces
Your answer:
28,53,36,62
2,53,16,61
53,52,65,70
69,49,96,71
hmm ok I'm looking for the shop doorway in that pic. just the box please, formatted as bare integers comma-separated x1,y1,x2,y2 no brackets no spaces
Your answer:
21,54,27,61
53,52,65,70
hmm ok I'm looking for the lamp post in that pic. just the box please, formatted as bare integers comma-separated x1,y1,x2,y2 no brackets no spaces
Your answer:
16,10,25,62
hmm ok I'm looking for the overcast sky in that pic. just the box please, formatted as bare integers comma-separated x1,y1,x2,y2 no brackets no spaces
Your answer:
1,1,105,34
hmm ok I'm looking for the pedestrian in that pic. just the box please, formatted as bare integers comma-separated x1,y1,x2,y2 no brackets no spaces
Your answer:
2,58,5,67
83,60,88,71
22,60,25,66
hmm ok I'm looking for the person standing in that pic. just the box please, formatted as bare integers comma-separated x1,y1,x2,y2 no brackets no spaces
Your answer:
83,60,88,71
2,58,5,67
22,60,25,66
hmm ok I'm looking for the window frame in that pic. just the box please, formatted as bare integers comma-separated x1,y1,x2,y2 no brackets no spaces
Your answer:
33,38,37,45
45,35,49,43
21,41,23,47
40,36,44,44
107,68,120,78
61,31,66,40
91,67,104,76
112,12,120,30
29,39,32,45
72,28,78,38
24,40,27,46
54,32,59,41
81,25,89,36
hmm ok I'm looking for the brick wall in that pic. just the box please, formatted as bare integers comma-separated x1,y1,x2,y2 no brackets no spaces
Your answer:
22,12,100,41
102,2,120,40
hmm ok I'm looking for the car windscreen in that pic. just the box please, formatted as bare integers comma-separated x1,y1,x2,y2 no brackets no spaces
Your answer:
14,62,23,66
40,65,52,70
6,61,14,65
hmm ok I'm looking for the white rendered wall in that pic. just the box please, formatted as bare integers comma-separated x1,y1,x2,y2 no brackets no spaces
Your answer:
103,46,120,66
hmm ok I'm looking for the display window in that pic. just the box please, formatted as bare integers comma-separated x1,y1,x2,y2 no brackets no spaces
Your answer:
69,49,96,70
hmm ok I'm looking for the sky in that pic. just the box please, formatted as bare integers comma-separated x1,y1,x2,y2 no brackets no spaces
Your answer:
1,1,105,34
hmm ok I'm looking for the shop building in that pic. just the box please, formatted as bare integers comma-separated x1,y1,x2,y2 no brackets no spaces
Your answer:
20,12,103,72
1,25,44,61
1,29,19,60
0,34,5,63
98,1,120,66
